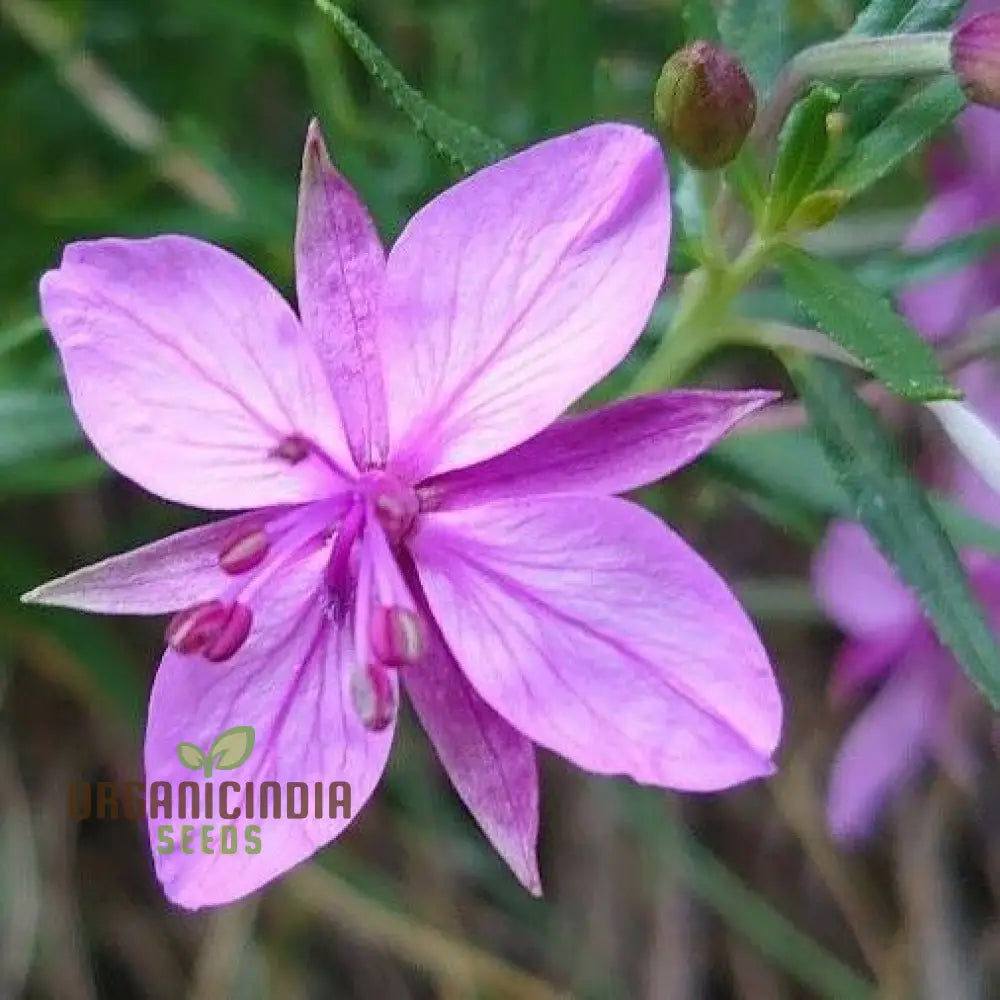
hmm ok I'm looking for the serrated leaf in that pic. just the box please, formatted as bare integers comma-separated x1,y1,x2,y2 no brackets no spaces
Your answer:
208,725,256,771
315,0,506,173
775,246,956,401
177,743,206,771
789,356,1000,708
828,76,965,198
719,0,788,94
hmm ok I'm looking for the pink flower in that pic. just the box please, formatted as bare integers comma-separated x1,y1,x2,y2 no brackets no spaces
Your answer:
26,121,781,908
902,12,1000,341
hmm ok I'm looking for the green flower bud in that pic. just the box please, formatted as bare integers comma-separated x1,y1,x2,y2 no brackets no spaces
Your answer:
951,12,1000,109
653,41,757,170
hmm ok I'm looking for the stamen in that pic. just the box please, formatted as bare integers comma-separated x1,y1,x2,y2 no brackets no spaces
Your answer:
219,528,270,575
370,606,425,666
350,662,396,732
324,500,366,621
203,602,253,662
165,601,227,654
272,433,312,464
165,601,253,661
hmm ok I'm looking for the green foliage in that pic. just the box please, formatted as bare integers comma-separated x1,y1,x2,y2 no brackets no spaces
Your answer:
314,0,507,173
789,357,1000,709
776,246,957,401
765,85,841,230
828,76,966,198
719,0,789,94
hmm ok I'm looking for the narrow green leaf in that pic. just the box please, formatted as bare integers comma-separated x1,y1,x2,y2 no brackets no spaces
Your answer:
829,76,965,198
789,356,1000,708
625,791,877,1000
850,0,964,36
843,0,965,138
776,246,956,400
719,0,788,93
314,0,506,173
766,86,840,229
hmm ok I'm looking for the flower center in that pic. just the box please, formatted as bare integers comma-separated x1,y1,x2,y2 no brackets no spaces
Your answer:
358,471,420,546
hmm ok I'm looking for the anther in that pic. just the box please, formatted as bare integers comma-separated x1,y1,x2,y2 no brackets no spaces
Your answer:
350,663,396,732
370,606,425,667
165,601,227,654
165,601,253,661
203,602,253,662
272,433,311,464
219,528,270,575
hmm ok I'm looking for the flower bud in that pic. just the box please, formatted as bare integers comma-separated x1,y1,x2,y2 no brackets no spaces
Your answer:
653,41,756,170
951,12,1000,109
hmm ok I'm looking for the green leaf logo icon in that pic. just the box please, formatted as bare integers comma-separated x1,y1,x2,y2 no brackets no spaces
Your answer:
207,726,255,775
175,726,255,777
177,742,206,771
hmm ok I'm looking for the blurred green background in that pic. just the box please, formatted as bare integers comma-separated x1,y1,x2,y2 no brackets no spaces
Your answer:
1,1,996,998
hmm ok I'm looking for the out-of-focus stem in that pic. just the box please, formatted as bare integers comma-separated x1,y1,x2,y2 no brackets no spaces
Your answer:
0,0,239,216
755,32,952,151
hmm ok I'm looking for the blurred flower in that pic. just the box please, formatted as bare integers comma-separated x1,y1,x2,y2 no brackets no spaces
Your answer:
815,368,1000,841
26,120,782,908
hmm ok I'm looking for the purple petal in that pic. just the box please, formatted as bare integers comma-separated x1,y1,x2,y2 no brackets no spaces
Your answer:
22,510,282,613
403,616,540,894
829,632,909,704
813,521,920,638
827,650,944,843
40,237,355,509
899,185,992,342
423,389,777,509
380,124,670,479
146,548,394,909
295,121,388,467
412,496,781,791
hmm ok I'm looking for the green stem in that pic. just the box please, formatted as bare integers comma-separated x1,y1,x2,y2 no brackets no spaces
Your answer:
628,236,775,393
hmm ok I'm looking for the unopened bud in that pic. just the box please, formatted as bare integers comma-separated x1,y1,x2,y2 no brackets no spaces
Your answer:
653,41,756,170
952,12,1000,109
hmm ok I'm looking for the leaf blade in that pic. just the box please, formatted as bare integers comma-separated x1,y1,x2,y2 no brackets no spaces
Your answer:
314,0,506,173
775,246,956,401
789,356,1000,708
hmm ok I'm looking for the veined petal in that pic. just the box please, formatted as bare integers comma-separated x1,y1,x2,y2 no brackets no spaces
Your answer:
826,650,944,843
146,549,394,909
422,389,776,508
813,521,920,639
21,510,281,613
412,496,781,791
403,611,540,893
381,124,670,478
295,121,388,467
40,237,355,509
